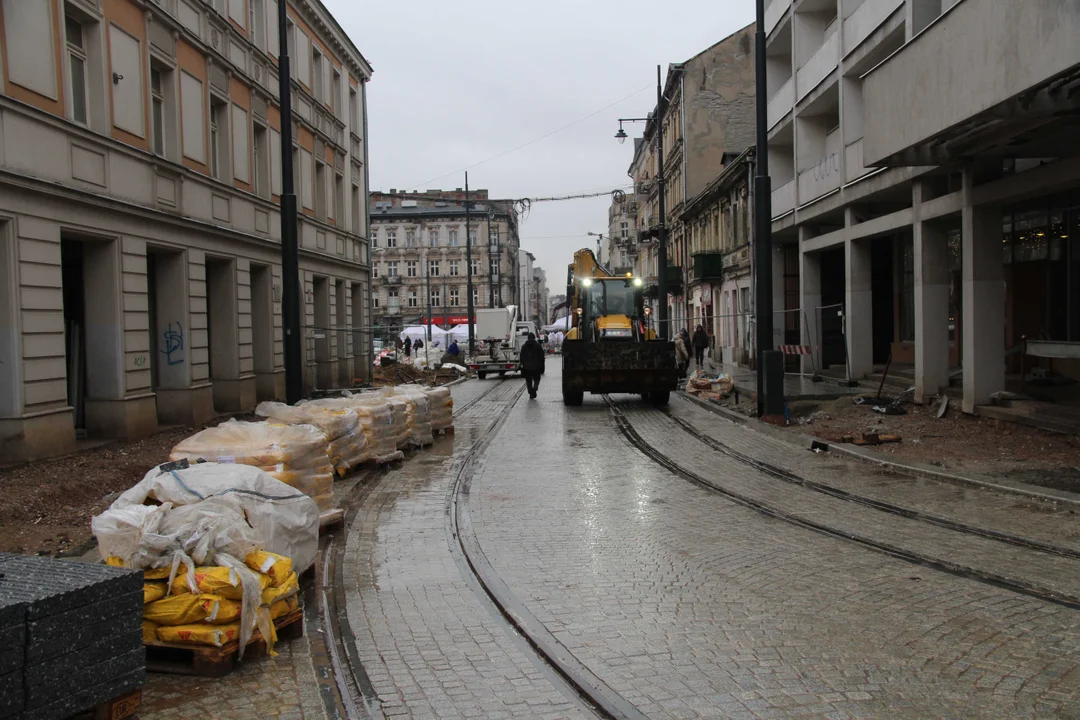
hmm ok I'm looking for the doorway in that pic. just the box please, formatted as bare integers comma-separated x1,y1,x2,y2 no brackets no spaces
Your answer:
871,237,895,365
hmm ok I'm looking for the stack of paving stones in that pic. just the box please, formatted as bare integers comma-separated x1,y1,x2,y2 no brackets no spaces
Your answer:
0,553,144,720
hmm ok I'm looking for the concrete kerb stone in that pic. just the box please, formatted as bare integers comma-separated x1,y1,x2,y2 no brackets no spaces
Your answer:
676,391,1080,509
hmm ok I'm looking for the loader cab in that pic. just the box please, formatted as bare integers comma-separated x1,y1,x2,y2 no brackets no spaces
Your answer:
575,276,646,342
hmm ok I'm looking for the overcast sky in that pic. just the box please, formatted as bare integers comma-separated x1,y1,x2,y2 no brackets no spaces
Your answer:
323,0,755,296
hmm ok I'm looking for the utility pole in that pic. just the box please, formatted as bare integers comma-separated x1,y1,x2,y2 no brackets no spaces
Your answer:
425,263,432,346
464,173,476,355
754,0,782,418
277,0,302,403
655,64,669,341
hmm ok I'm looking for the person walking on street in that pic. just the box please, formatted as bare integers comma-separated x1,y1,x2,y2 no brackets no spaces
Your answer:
692,325,709,368
674,330,690,378
519,332,545,399
403,338,412,359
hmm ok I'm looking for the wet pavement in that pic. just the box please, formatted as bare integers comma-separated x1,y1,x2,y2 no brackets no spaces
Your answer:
138,367,1080,719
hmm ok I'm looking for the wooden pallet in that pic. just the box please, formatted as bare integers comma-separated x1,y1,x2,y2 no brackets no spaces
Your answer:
91,688,142,720
144,608,304,677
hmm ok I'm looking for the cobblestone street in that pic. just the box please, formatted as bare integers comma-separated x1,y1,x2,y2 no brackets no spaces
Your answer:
138,365,1079,719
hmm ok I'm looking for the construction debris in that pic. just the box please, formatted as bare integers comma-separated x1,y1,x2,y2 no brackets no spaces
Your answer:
840,432,902,446
936,396,949,419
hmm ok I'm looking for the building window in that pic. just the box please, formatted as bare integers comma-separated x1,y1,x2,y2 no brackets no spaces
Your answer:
405,229,416,247
249,0,265,49
66,14,88,126
406,260,417,277
470,258,480,276
490,259,499,276
430,288,441,307
449,260,459,277
429,260,440,277
469,229,477,245
311,47,324,103
472,286,479,307
386,261,398,277
150,68,165,156
315,160,328,219
372,295,379,308
371,263,378,278
449,288,459,307
448,228,458,246
429,229,439,247
386,229,396,248
210,98,229,179
620,221,629,238
489,227,499,244
349,87,358,132
408,290,418,308
253,121,269,198
335,173,344,225
332,69,342,118
387,289,398,307
351,184,361,233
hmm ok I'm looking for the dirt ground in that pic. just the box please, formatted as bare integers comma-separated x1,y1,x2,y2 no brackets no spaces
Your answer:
778,396,1080,491
0,426,201,557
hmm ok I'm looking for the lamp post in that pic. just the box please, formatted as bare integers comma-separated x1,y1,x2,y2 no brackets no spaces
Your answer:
753,0,782,418
614,65,668,341
276,0,302,403
464,172,476,355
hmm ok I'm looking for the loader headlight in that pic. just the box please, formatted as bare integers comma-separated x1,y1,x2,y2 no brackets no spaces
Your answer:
582,278,593,287
633,278,643,287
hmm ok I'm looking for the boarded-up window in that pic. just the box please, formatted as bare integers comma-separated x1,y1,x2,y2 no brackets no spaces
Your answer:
232,104,250,182
300,148,313,209
180,72,205,162
228,0,245,26
295,29,310,87
109,24,144,137
3,0,57,99
270,128,282,195
178,0,201,35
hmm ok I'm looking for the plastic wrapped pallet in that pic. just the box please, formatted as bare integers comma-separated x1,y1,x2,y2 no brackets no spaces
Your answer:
169,419,334,512
304,396,403,464
387,387,434,447
93,462,317,657
255,401,369,474
424,386,454,431
380,395,412,450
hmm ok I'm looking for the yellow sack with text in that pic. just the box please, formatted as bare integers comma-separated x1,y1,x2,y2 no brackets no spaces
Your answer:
143,592,241,626
170,565,271,599
142,620,159,645
269,595,300,620
245,551,294,587
143,582,168,604
261,571,299,606
108,556,170,580
156,622,241,648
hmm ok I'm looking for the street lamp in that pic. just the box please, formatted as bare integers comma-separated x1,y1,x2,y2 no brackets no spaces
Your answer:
613,65,669,341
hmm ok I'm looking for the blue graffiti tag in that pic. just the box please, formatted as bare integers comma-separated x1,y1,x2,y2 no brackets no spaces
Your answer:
163,321,185,365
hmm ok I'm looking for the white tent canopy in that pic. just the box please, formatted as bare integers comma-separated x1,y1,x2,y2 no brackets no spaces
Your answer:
447,324,475,343
399,325,450,346
543,316,571,332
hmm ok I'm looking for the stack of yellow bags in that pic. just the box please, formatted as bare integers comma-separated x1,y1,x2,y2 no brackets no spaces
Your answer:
169,419,334,512
378,394,412,450
134,551,300,651
383,387,434,447
256,401,369,475
303,396,403,464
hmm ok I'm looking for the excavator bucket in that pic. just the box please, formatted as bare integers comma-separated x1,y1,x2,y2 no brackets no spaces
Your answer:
561,340,679,402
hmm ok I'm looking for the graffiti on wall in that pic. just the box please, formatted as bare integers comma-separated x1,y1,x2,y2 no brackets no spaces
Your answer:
163,321,185,366
811,153,842,182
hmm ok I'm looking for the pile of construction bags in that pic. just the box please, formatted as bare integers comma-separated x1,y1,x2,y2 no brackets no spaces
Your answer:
685,370,735,401
92,462,318,657
255,402,368,476
302,394,405,464
426,386,453,431
170,420,335,513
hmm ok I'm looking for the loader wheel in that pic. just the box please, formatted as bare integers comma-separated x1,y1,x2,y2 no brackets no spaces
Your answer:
562,389,584,406
478,372,487,380
647,390,670,406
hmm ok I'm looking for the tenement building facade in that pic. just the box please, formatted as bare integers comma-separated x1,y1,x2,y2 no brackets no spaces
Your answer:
767,0,1080,411
0,0,373,462
369,190,520,338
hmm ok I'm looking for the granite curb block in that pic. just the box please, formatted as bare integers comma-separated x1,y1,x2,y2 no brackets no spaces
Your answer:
677,391,1080,508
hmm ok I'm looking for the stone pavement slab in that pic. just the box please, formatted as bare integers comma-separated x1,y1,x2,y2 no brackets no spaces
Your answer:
466,365,1080,719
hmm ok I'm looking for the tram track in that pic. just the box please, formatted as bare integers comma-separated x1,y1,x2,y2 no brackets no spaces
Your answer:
445,380,649,720
605,395,1080,611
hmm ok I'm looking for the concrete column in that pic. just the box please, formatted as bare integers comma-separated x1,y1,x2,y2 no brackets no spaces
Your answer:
961,170,1005,412
335,278,350,387
913,183,950,403
799,232,822,376
771,244,786,351
207,257,249,412
845,237,873,380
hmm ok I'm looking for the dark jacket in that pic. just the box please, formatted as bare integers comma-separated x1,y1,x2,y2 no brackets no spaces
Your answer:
692,329,710,349
519,339,546,373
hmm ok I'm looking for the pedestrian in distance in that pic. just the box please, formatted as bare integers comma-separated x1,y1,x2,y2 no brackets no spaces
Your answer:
674,329,690,378
448,340,460,357
519,332,546,399
403,338,412,358
692,325,709,368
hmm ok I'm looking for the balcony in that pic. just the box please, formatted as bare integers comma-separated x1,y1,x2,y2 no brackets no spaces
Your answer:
863,0,1080,166
382,275,402,286
843,0,903,56
796,30,838,102
765,0,792,35
767,78,794,130
383,306,401,316
798,153,843,205
844,138,872,183
771,179,796,218
691,253,725,282
644,265,683,298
